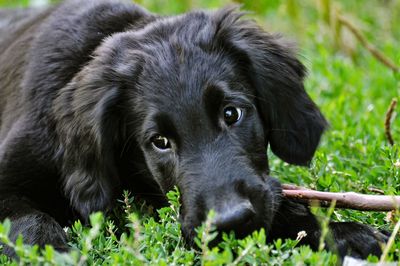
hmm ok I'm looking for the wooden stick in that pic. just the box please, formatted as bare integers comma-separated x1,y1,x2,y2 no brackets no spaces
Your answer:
385,98,398,146
368,187,385,195
282,184,400,211
337,15,399,73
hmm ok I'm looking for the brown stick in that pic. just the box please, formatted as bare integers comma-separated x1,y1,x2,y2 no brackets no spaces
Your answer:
368,187,385,195
282,184,400,211
385,98,398,146
337,15,399,73
281,183,311,191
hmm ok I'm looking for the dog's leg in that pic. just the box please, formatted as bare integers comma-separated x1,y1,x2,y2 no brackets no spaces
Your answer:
268,198,388,259
0,125,69,257
328,222,389,259
0,196,68,257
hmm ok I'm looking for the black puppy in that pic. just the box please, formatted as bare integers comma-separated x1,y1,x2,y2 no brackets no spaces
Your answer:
0,0,387,259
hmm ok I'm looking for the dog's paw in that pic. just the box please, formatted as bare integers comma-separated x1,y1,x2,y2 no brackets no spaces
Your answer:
3,213,69,258
330,222,389,259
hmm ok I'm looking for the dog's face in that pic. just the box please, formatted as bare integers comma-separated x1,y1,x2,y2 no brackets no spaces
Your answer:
64,8,327,243
134,43,282,241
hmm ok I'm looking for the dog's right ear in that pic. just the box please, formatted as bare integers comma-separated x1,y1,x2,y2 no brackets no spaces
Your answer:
212,7,328,166
53,37,144,220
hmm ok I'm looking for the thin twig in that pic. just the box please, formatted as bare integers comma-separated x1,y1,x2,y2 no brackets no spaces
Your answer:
282,184,400,211
337,15,399,73
368,187,385,195
385,98,398,146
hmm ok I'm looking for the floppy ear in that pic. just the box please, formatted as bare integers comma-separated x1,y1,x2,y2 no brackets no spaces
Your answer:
213,8,328,166
53,41,143,219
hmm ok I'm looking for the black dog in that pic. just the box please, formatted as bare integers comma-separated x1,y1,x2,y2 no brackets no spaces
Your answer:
0,0,388,259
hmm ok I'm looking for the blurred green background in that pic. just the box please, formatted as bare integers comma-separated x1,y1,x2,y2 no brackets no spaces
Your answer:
1,0,399,60
0,0,399,264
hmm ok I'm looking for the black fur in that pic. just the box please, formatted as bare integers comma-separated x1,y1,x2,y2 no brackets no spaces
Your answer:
0,0,387,260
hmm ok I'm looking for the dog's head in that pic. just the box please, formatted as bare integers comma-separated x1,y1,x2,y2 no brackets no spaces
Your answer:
57,7,327,243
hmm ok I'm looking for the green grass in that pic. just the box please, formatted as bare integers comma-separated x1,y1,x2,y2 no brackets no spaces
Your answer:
1,0,400,265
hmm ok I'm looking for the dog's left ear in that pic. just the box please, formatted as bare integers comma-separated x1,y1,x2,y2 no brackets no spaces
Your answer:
213,8,328,166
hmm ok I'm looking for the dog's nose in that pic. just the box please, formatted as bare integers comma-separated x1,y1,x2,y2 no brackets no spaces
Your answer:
213,200,255,231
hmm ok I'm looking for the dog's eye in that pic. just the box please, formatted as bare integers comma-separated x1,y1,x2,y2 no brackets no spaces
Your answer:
151,134,171,150
223,106,243,125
